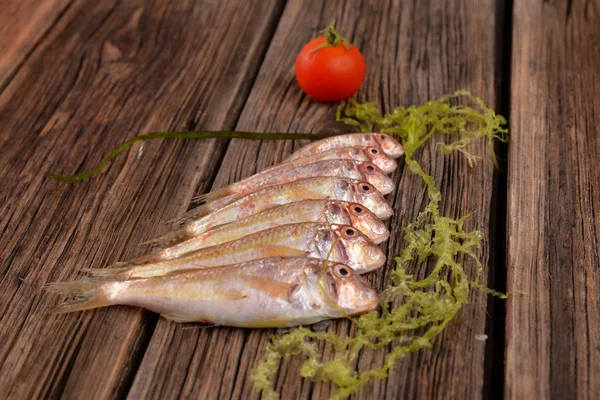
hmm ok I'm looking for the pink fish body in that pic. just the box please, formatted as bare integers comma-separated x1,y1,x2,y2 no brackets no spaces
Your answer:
160,177,392,246
48,257,380,328
194,159,395,216
194,145,397,206
121,199,389,266
88,222,387,279
286,133,404,161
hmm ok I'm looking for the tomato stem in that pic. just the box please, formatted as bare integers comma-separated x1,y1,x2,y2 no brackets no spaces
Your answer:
311,19,351,53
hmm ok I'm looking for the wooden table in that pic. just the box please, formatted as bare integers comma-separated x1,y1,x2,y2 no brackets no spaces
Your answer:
1,1,598,399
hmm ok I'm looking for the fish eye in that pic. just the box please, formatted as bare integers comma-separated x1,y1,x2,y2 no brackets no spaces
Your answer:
380,134,387,140
353,206,363,214
370,148,379,155
341,226,359,240
365,164,375,172
333,265,351,278
361,184,371,192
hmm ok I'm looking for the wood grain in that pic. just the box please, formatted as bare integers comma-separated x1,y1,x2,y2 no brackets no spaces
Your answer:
129,0,505,398
0,0,73,89
506,0,600,398
0,0,284,398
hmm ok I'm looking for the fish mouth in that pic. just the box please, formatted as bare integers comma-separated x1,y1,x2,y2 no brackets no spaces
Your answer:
384,158,398,173
368,223,390,244
377,202,394,220
377,136,405,158
365,251,386,272
383,145,404,158
364,296,381,311
355,221,389,244
373,159,397,174
348,242,386,273
379,177,396,195
346,296,380,315
356,195,392,220
370,222,389,236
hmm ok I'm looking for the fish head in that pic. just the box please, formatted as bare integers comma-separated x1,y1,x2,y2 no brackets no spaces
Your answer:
319,262,380,316
361,146,397,174
373,133,404,158
349,181,393,220
323,201,354,226
356,162,396,195
323,201,389,244
342,202,390,244
328,224,387,273
338,159,363,179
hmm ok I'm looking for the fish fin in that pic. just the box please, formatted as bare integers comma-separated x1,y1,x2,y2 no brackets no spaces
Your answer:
164,207,212,229
113,251,165,267
160,314,202,323
167,210,204,228
301,191,331,201
242,317,293,328
85,264,206,280
82,265,133,280
180,323,219,330
311,319,332,332
288,284,301,301
244,277,299,302
45,280,111,314
110,260,131,268
175,204,216,224
191,186,233,203
261,245,310,258
141,226,196,248
162,268,207,277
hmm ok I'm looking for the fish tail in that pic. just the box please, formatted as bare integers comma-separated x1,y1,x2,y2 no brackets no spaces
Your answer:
180,203,219,222
109,260,132,268
191,186,233,203
114,251,163,267
45,280,111,313
167,206,214,228
141,226,197,247
81,265,134,279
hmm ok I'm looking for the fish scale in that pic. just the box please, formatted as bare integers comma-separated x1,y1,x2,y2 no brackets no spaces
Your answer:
86,222,387,280
191,159,395,216
157,176,393,246
286,133,405,161
116,199,390,267
47,257,380,328
191,144,397,207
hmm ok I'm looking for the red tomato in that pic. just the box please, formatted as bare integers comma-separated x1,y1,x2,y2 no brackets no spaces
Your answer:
295,22,366,102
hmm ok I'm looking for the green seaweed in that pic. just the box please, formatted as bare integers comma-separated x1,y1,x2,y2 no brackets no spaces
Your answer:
45,131,331,182
44,89,508,397
251,90,508,399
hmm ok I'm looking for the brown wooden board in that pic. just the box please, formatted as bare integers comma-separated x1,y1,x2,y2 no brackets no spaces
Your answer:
0,0,73,89
129,0,506,398
0,0,284,398
506,1,600,398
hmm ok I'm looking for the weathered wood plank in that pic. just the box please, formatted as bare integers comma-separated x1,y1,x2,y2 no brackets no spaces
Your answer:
506,1,600,398
130,0,505,398
0,0,73,89
0,0,284,398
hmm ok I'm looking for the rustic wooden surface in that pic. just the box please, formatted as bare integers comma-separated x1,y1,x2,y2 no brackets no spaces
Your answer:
128,0,503,399
0,0,285,398
506,0,600,399
0,0,73,89
0,0,597,399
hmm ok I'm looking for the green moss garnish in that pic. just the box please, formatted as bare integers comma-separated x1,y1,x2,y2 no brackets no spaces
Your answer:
251,90,508,399
44,131,331,182
45,89,508,397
